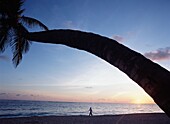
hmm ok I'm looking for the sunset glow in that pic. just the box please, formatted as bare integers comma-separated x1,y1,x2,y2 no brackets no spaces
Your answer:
130,94,154,104
1,0,170,104
131,98,154,104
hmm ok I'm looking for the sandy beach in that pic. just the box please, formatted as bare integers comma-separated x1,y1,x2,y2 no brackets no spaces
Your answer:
0,113,170,124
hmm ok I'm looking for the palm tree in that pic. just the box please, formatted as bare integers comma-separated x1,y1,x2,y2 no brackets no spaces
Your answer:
1,0,170,117
28,30,170,117
0,0,48,67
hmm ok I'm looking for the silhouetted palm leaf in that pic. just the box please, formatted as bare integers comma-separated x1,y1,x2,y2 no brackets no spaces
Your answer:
0,25,10,52
10,24,31,67
0,0,48,67
21,16,48,31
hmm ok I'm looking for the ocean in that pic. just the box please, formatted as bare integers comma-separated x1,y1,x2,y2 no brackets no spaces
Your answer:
0,100,163,118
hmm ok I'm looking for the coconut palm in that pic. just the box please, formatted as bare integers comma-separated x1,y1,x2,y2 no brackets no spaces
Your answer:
1,0,170,117
0,0,48,67
28,30,170,117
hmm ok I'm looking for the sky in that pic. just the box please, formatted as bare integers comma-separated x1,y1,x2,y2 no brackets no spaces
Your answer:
0,0,170,104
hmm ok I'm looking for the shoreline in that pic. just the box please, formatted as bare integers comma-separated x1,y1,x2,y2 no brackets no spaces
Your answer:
0,113,170,124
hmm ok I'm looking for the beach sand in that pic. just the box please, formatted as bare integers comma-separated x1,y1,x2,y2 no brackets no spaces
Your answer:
0,113,170,124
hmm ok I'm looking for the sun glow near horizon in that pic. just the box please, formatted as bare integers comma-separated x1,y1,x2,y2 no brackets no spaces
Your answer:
130,94,155,104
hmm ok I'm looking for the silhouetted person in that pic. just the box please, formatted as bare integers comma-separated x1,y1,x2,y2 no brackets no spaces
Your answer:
89,107,93,116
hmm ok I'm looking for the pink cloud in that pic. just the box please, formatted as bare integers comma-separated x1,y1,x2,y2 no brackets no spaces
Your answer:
144,47,170,61
112,35,124,43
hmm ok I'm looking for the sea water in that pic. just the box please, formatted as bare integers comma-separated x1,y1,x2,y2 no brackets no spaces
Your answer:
0,100,163,118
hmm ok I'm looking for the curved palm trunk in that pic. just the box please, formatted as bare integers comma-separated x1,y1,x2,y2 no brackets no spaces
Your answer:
28,29,170,117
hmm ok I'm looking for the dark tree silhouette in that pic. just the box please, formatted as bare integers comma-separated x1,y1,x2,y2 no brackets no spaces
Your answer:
1,0,170,117
0,0,48,67
28,30,170,117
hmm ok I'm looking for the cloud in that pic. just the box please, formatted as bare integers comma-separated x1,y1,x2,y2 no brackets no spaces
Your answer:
16,94,21,96
144,47,170,61
84,86,93,89
0,93,7,95
63,20,78,29
0,55,9,61
112,35,124,43
98,98,106,101
63,20,85,30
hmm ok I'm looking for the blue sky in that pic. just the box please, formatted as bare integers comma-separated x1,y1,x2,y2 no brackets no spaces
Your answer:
0,0,170,103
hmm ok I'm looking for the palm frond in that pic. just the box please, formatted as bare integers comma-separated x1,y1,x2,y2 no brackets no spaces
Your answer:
0,0,48,67
0,23,10,53
21,16,48,31
0,32,9,53
18,24,31,53
12,35,23,67
10,24,31,67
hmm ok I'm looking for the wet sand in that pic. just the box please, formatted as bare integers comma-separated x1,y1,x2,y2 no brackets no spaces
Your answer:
0,113,170,124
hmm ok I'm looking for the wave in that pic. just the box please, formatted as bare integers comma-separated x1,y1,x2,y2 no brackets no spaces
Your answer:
0,112,50,118
0,113,23,118
0,109,17,111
